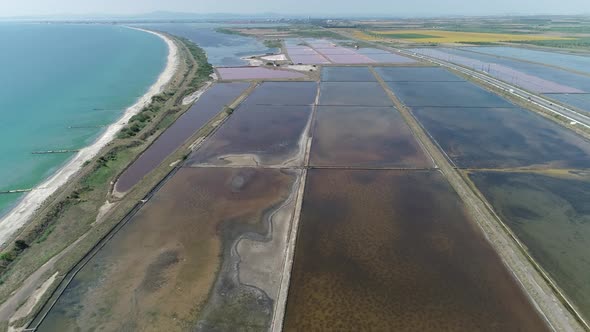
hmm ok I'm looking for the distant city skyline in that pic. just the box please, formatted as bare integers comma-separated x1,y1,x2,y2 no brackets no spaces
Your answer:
2,0,590,18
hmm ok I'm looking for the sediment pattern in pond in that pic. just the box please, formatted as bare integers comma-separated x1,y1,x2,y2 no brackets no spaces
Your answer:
310,106,432,168
38,167,300,331
469,170,590,320
187,105,312,167
411,106,590,169
284,169,549,331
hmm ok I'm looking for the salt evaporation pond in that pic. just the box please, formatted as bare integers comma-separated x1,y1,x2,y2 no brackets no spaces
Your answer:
463,46,590,76
216,67,305,80
115,82,249,193
469,171,590,320
284,169,549,331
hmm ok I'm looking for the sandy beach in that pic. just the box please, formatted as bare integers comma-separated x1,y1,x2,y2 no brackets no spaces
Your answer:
0,28,179,246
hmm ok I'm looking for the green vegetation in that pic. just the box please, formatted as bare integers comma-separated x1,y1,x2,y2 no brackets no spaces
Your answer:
117,93,171,139
216,25,347,41
437,25,533,34
263,39,282,49
379,33,440,39
510,37,590,50
460,41,500,45
214,27,248,36
291,28,346,39
538,26,590,33
180,37,214,96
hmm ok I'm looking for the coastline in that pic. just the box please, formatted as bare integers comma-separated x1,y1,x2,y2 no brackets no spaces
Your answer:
0,27,179,246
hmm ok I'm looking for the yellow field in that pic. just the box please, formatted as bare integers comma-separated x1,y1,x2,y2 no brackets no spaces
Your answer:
352,29,569,43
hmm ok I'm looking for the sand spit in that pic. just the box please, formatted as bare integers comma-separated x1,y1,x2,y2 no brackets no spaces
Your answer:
0,28,179,246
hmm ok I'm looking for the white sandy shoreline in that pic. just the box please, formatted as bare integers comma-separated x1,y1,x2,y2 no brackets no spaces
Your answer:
0,27,179,246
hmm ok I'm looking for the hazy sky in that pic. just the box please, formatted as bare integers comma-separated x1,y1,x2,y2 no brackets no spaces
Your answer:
2,0,589,17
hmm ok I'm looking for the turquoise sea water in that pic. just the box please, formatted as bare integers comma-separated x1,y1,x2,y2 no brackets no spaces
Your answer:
0,23,167,216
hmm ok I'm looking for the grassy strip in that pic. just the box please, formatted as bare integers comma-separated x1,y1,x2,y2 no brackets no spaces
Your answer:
214,27,249,37
509,37,590,50
181,37,214,95
377,33,440,39
0,36,210,322
216,25,347,41
263,39,282,49
288,28,346,39
117,92,174,139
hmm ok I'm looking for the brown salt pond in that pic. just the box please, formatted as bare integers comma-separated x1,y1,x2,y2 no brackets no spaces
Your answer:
284,169,550,331
310,106,433,168
186,104,312,167
115,82,249,193
37,167,300,331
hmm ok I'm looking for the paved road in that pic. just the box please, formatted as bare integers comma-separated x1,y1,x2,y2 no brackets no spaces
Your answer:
396,49,590,129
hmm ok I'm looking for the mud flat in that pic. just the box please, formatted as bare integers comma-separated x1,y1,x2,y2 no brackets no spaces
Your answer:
115,82,249,193
36,167,300,331
310,106,433,168
469,170,590,321
284,169,549,331
187,104,312,167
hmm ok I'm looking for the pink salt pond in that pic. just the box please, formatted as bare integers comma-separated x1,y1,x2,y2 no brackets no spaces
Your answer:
217,67,306,80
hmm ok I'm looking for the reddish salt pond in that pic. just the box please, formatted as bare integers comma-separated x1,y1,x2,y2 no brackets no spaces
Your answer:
289,53,330,65
310,45,377,64
285,43,331,64
314,47,357,55
216,67,306,80
287,47,320,55
412,48,582,94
